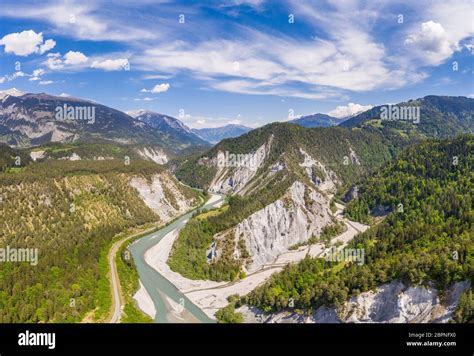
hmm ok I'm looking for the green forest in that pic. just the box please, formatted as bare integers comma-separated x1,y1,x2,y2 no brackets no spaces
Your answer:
0,158,167,322
243,135,473,321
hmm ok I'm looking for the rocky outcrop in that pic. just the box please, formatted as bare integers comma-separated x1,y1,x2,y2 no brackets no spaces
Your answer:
209,136,273,195
299,148,338,192
217,181,332,273
238,280,471,323
136,147,168,164
338,280,470,323
130,173,195,222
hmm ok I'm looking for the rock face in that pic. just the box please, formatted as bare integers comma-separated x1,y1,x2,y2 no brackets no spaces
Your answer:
299,148,338,192
136,147,168,164
209,136,273,195
338,280,471,323
130,173,195,222
129,110,208,147
239,280,471,323
216,181,332,273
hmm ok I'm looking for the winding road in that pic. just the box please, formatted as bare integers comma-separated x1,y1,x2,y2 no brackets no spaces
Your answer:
107,225,161,323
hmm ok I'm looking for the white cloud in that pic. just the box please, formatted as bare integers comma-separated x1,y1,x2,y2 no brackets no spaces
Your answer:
1,0,471,101
141,83,170,94
327,103,373,119
0,30,55,56
91,58,129,71
134,97,155,101
59,93,70,97
64,51,88,65
0,71,26,83
38,39,56,54
0,2,159,43
29,68,46,81
405,21,455,65
142,73,174,80
45,52,65,70
38,80,54,85
44,51,89,70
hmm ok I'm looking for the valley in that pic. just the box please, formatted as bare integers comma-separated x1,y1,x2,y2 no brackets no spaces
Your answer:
0,89,472,325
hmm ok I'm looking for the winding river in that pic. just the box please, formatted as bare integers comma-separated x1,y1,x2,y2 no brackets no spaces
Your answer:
129,195,223,323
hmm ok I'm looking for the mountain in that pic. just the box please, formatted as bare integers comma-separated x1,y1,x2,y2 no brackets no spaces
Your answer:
0,89,209,154
0,88,25,99
170,111,472,319
128,109,209,147
243,134,473,323
170,122,395,281
176,122,395,192
192,124,252,144
288,113,342,128
341,95,474,139
0,154,200,322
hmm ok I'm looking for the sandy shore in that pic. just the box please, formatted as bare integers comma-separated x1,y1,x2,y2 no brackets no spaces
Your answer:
133,281,156,319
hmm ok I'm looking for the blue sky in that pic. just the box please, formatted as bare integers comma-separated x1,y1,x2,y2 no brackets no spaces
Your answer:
0,0,472,128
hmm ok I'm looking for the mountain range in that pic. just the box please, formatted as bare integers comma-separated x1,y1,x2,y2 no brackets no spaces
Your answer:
0,89,209,153
341,95,474,138
0,90,472,324
287,113,344,128
170,95,472,323
127,109,208,147
192,124,253,144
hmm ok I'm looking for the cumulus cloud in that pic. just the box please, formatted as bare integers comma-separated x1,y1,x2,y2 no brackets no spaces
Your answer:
327,103,373,119
29,68,46,81
45,53,65,70
91,58,129,71
405,21,456,65
44,51,89,70
0,30,55,56
38,39,56,54
141,83,170,94
64,51,89,65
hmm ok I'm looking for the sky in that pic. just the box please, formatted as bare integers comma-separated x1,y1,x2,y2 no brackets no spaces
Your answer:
0,0,472,128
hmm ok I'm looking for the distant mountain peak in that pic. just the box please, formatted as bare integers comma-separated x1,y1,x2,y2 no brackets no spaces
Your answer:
287,113,342,128
0,90,209,150
192,124,252,144
0,88,26,99
126,109,151,118
130,109,208,146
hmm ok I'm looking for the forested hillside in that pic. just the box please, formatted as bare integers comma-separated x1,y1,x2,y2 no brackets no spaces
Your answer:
169,123,396,282
341,96,474,140
175,122,395,190
168,171,294,281
244,135,473,321
0,158,185,322
0,143,30,172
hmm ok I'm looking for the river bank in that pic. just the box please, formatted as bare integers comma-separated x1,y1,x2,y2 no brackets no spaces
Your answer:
139,196,369,320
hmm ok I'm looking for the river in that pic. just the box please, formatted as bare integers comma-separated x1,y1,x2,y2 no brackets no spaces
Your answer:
129,195,223,323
